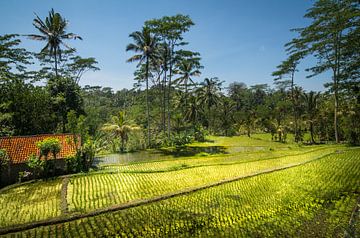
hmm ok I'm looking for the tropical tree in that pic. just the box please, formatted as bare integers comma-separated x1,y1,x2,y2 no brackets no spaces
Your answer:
273,50,303,142
47,76,84,133
64,55,99,84
184,95,203,125
126,27,159,147
302,91,320,144
196,77,222,131
289,0,359,143
0,34,32,79
219,97,236,136
27,8,82,76
101,111,140,152
145,15,194,137
174,58,201,109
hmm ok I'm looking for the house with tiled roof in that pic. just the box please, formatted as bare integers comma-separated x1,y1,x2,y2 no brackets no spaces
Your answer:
0,134,79,186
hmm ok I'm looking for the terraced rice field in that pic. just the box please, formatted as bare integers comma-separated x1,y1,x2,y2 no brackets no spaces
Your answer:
0,135,359,237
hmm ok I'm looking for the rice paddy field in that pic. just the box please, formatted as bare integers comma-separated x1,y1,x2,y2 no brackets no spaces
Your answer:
0,135,359,237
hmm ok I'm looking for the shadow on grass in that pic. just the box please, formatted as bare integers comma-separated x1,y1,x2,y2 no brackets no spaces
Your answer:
158,146,228,157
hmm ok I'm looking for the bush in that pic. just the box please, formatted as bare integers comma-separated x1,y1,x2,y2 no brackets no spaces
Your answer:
126,130,146,152
0,149,9,169
81,139,96,171
65,139,96,173
0,149,10,184
65,153,81,173
18,171,32,183
194,126,208,142
27,153,44,178
36,138,62,159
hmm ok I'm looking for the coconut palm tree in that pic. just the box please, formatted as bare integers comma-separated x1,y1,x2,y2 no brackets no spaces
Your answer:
220,97,236,136
27,9,82,76
196,77,222,131
302,91,320,144
126,27,159,147
197,77,222,110
101,111,140,152
184,95,203,125
174,59,201,109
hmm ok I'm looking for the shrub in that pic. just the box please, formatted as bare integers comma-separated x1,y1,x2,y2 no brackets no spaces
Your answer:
65,154,81,173
0,149,10,184
81,138,96,171
18,171,32,183
194,126,208,142
27,153,44,178
65,139,96,173
172,133,194,147
36,138,62,160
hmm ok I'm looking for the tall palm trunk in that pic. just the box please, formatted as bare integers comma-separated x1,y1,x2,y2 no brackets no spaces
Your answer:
334,76,339,143
162,70,167,133
291,70,299,142
333,31,341,144
184,79,188,110
54,48,58,77
120,137,125,152
167,45,174,138
145,58,150,147
310,121,315,144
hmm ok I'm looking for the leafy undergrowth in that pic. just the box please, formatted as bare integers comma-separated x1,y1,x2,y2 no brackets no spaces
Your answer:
4,149,359,237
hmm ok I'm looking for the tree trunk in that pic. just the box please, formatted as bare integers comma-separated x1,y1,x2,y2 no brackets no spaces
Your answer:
120,137,125,152
54,48,58,77
145,58,150,147
333,31,341,144
185,79,188,110
162,69,167,133
167,44,174,139
291,70,299,142
310,121,315,144
334,84,339,143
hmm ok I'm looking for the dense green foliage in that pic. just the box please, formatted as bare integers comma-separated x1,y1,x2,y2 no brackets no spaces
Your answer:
0,3,359,147
0,2,359,236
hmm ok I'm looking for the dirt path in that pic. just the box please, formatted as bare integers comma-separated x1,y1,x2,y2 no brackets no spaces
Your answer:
60,177,70,215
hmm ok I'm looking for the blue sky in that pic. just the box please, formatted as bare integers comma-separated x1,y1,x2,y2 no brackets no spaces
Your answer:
0,0,328,91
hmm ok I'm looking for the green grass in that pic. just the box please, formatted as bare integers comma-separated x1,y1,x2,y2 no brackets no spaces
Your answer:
0,135,358,237
4,148,359,237
67,146,339,213
0,179,61,227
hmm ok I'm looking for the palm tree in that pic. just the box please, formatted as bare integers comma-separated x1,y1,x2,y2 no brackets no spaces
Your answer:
101,111,140,152
184,95,203,125
174,59,201,109
220,97,236,136
27,9,82,76
126,27,159,147
196,77,222,131
302,91,320,144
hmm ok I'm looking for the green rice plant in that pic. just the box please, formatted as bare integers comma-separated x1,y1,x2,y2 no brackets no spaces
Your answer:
0,179,62,228
67,146,342,213
5,149,359,237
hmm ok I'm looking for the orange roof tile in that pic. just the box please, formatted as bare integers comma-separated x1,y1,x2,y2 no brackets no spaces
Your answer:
0,134,79,164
